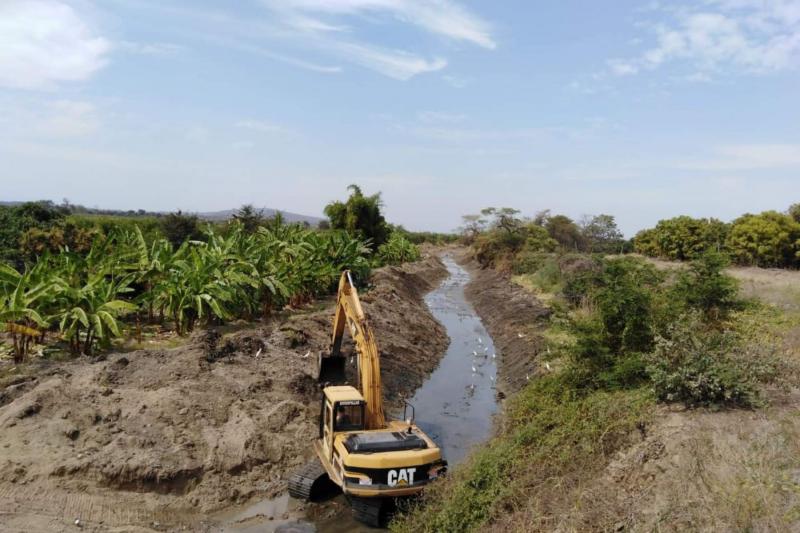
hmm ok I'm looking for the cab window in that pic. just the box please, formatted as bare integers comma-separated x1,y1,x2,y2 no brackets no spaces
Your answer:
334,401,364,431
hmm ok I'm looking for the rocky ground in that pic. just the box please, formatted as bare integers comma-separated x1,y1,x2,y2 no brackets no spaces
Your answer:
0,255,448,533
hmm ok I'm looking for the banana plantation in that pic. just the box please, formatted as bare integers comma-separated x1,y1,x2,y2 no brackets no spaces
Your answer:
0,223,414,364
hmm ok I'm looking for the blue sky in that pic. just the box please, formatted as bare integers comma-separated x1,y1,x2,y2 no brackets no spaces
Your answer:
1,0,799,235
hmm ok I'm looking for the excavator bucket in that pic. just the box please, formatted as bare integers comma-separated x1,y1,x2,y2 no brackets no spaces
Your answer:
317,351,346,383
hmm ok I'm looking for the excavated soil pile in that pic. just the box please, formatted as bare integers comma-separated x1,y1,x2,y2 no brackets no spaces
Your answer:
0,255,447,532
460,256,551,397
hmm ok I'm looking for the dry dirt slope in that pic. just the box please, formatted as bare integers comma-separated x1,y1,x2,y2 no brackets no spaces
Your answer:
0,255,448,533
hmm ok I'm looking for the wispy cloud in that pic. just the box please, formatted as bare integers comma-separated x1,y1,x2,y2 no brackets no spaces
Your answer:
677,143,800,170
119,41,185,56
442,74,470,88
260,0,493,79
333,43,446,80
609,0,800,78
0,0,110,90
235,119,287,134
263,0,496,49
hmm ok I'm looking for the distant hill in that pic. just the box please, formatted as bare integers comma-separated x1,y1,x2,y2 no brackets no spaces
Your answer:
196,208,324,226
1,201,324,226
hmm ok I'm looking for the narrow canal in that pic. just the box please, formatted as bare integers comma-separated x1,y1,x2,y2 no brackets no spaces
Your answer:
219,254,499,532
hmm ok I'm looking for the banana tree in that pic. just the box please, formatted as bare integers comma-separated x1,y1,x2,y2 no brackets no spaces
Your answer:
154,245,235,335
0,263,52,363
56,274,137,355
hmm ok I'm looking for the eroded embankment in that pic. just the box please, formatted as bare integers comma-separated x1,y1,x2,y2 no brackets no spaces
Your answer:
0,255,448,533
459,255,551,397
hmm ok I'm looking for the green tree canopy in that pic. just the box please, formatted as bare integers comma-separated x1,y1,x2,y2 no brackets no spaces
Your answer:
726,211,800,267
324,185,389,249
633,216,728,260
580,214,624,253
160,211,202,248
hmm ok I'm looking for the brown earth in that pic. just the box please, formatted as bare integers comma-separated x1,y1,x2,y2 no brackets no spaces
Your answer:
458,252,551,398
0,255,448,533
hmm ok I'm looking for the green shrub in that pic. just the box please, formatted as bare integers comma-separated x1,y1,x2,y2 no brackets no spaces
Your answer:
645,313,777,407
560,255,603,306
375,233,420,265
672,250,739,319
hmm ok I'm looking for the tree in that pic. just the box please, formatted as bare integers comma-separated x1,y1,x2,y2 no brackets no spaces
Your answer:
580,214,624,253
788,203,800,224
233,204,264,233
324,185,389,249
481,207,523,235
545,215,584,250
726,211,800,267
460,214,487,244
160,211,202,248
0,201,69,267
634,216,728,260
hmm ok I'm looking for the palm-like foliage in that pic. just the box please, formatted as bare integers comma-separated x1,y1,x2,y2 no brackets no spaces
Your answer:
1,219,397,352
56,274,137,355
0,263,53,362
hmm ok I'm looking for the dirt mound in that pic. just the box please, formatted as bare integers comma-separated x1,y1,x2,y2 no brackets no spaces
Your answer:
0,255,448,532
460,254,551,396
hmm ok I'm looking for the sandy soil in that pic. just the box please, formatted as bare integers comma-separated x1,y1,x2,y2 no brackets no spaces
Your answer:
0,255,448,533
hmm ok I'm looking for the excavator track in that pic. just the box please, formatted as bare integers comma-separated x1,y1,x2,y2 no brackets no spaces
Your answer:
348,496,389,527
287,458,328,501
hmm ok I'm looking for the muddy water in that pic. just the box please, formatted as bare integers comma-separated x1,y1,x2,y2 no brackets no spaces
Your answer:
218,255,498,532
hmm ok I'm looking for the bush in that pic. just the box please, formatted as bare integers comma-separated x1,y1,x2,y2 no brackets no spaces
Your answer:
564,257,662,390
645,313,774,407
673,250,739,319
160,211,202,247
511,250,551,275
375,233,420,265
559,254,603,306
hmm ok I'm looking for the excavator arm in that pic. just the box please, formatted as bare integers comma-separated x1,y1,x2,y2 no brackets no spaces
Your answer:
318,271,386,430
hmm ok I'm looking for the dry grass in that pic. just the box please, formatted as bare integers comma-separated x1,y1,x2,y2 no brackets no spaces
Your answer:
636,254,800,312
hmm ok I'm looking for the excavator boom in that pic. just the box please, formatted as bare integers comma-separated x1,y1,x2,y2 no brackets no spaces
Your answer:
319,271,385,429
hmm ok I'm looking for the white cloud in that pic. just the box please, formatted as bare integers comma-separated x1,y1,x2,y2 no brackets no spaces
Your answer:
334,43,446,80
607,59,639,76
260,0,492,79
0,0,110,90
265,0,495,49
611,0,800,77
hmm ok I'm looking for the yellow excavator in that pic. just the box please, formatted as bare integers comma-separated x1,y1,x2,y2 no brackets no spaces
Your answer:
288,271,447,526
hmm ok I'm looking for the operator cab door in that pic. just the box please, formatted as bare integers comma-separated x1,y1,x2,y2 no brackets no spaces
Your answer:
321,398,334,461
